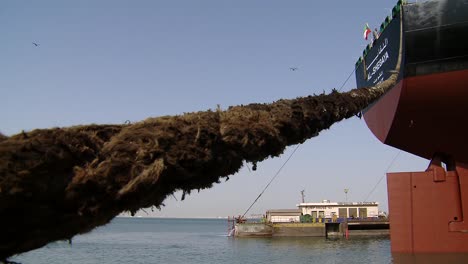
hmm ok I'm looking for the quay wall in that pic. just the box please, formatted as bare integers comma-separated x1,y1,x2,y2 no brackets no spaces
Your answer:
235,220,390,237
272,223,325,237
235,223,273,237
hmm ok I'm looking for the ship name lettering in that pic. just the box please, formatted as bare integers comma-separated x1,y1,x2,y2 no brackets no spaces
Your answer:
367,51,389,81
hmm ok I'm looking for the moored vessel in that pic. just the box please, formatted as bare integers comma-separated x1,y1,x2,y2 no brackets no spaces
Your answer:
355,0,468,253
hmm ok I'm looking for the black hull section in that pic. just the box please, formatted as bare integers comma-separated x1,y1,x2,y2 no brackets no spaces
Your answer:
355,9,402,89
404,0,468,77
355,0,468,89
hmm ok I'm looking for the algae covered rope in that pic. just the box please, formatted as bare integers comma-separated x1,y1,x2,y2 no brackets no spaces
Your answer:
0,83,398,260
0,77,399,259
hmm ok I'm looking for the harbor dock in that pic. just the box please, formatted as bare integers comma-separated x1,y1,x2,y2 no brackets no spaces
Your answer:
231,200,389,237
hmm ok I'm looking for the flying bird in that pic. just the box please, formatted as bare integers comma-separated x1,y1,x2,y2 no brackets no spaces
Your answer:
289,67,298,71
32,42,40,47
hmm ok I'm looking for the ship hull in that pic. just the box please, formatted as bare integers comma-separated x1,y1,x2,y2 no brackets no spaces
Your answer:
355,0,468,254
357,0,468,161
364,69,468,164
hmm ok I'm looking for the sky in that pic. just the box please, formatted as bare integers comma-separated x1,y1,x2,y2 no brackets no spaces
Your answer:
0,0,428,218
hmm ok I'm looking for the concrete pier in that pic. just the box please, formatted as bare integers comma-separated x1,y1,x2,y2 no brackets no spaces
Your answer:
235,220,389,237
272,223,325,237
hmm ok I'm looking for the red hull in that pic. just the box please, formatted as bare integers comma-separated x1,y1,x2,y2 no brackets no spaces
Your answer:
364,69,468,164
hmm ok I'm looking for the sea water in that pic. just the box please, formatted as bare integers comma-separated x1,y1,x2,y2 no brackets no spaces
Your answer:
10,217,468,264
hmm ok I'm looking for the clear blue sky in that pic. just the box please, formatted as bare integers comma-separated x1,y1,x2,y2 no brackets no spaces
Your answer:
0,0,427,218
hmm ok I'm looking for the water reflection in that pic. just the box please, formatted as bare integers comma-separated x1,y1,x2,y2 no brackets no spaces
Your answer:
230,236,392,263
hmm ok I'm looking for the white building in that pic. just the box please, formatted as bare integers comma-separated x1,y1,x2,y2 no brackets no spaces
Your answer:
297,200,379,219
266,209,302,223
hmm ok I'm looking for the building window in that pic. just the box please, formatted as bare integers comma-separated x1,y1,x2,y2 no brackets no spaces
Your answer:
349,208,357,218
311,211,317,219
359,208,368,218
338,208,348,218
319,211,325,218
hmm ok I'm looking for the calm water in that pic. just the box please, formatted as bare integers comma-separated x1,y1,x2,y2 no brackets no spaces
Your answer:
10,218,468,264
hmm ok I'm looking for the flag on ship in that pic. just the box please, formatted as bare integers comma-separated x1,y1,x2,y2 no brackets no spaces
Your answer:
363,23,372,40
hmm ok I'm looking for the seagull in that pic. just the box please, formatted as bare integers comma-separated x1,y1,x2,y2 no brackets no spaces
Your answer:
289,67,298,71
32,42,40,47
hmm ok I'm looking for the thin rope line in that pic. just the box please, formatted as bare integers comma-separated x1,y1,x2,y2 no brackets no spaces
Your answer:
241,144,301,218
362,150,401,202
338,66,357,92
241,64,357,218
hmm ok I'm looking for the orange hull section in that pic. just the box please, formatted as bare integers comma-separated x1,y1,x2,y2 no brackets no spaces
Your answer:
388,161,468,253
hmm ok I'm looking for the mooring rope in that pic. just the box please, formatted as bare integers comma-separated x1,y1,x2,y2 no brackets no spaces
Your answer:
338,66,357,92
362,150,402,202
241,144,301,218
240,56,363,219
